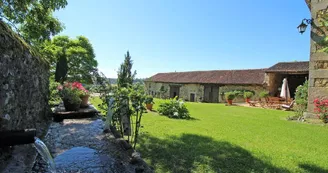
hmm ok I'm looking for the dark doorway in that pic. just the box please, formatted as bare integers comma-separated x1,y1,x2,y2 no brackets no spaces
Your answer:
203,85,219,103
190,93,195,102
285,74,308,98
170,86,180,98
272,73,308,98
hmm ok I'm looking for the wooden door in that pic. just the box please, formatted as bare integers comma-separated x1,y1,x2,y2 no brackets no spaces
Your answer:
190,93,195,102
204,85,211,102
203,85,219,103
212,87,219,103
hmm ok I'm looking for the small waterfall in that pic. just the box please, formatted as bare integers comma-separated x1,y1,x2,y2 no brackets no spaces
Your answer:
34,137,56,173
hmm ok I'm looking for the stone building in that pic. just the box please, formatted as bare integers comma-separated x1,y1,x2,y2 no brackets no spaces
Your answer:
265,61,309,98
145,61,309,103
305,0,328,113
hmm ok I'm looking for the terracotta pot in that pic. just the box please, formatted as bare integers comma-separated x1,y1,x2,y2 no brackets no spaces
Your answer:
245,98,250,103
63,99,80,111
80,95,90,108
227,100,233,105
146,104,153,110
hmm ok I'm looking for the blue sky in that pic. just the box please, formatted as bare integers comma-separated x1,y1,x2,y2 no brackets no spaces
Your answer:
54,0,311,78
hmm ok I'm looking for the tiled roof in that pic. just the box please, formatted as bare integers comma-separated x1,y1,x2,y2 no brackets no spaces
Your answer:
146,69,266,85
266,61,309,73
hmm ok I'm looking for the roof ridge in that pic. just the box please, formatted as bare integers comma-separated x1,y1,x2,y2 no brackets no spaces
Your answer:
276,61,309,64
156,68,267,74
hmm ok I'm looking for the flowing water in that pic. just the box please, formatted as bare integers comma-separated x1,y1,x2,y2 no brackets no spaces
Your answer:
34,137,56,173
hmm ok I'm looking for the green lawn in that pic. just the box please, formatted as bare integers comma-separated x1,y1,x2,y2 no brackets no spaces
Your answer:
137,99,328,173
89,96,106,115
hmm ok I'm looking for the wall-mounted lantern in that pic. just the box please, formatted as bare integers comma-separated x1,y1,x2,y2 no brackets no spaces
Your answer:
297,18,313,34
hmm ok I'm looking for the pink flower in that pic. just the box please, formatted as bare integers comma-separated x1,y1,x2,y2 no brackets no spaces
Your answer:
314,98,319,104
57,85,63,90
72,82,86,91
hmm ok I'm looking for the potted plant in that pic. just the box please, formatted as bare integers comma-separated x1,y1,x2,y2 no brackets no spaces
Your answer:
244,91,254,103
80,89,90,108
225,92,235,105
71,82,90,108
259,91,269,99
145,95,155,110
58,82,82,111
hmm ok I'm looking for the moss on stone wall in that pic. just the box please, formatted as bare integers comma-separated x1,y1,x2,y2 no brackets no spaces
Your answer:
0,21,49,67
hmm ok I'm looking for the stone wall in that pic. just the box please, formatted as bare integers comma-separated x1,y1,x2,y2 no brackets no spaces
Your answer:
179,84,204,102
219,85,266,103
265,73,283,97
0,21,50,172
145,81,266,103
144,81,170,98
308,0,328,113
145,82,204,102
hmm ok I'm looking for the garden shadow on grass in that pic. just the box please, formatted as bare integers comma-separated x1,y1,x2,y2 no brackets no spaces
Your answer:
164,116,200,121
149,111,200,121
138,133,290,173
299,163,328,173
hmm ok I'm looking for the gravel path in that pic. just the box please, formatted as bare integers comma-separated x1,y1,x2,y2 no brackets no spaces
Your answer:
32,118,145,173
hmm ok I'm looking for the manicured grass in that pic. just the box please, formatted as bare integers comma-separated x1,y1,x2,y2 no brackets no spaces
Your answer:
137,99,328,173
89,96,106,115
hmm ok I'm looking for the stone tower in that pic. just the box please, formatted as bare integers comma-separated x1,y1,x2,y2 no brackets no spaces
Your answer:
307,0,328,113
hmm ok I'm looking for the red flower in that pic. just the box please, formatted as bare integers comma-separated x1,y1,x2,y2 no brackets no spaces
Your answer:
71,82,86,91
314,98,319,103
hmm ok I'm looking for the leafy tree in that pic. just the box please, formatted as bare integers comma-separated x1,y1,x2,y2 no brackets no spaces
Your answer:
43,35,98,84
0,0,67,45
117,51,136,88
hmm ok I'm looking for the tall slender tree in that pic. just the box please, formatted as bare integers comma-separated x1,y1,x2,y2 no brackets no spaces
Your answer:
117,51,136,88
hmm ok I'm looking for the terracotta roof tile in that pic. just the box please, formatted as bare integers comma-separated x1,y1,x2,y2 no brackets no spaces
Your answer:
147,69,266,85
266,61,309,73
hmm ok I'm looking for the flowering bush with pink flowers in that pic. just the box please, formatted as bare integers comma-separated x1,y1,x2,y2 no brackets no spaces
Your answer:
58,82,89,104
313,98,328,123
72,82,89,97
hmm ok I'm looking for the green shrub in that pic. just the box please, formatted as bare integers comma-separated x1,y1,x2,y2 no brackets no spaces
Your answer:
244,91,254,99
144,95,154,104
295,80,308,107
232,90,243,97
259,91,269,98
225,92,236,100
158,97,190,119
49,79,61,106
221,90,255,98
294,80,308,119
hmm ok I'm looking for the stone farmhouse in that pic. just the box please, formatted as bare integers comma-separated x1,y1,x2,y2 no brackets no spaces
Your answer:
144,61,309,103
